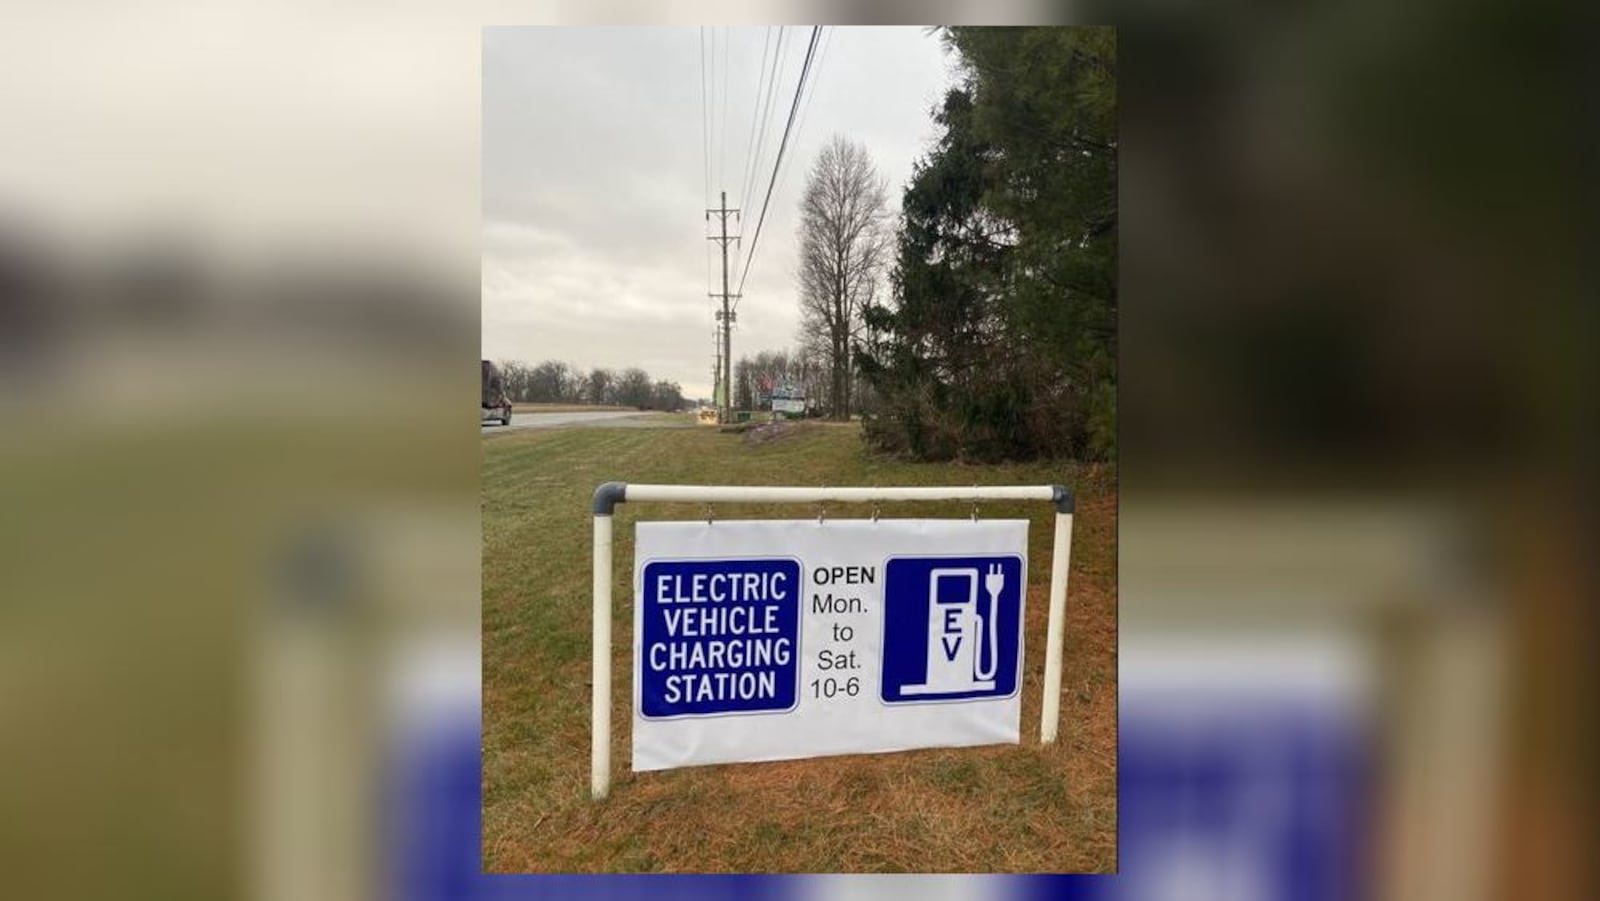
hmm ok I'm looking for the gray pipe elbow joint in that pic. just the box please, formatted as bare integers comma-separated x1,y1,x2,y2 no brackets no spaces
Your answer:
593,481,628,515
1051,484,1075,515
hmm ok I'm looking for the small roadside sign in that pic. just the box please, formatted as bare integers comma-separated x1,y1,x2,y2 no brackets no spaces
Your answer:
770,381,805,416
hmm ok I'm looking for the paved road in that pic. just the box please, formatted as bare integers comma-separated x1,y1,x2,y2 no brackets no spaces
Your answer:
482,410,679,433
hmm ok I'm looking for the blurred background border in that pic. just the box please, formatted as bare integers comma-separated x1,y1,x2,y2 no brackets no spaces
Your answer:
0,2,1591,900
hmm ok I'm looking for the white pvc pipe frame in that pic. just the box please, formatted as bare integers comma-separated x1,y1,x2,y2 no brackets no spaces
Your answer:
590,481,1075,800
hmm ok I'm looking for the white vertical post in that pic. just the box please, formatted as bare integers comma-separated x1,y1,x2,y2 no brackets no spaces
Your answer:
591,514,613,799
1040,511,1074,744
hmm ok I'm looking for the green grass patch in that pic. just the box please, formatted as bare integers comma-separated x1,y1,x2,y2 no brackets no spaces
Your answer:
482,422,1116,872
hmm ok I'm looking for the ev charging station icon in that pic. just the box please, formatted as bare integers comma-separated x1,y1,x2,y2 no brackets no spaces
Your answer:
903,566,1000,695
880,555,1024,703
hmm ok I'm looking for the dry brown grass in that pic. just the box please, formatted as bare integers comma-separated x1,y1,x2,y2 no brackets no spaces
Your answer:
482,423,1115,872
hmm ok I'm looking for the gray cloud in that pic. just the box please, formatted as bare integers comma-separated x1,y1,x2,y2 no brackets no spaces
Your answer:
482,26,956,398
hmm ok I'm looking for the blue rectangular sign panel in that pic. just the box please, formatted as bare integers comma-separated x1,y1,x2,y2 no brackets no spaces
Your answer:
880,555,1024,703
638,558,802,718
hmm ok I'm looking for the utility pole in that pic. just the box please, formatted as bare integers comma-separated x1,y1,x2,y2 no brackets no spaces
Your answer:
706,190,740,424
710,325,722,411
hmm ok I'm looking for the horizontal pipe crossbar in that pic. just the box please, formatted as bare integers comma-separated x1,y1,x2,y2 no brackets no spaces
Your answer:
594,481,1072,514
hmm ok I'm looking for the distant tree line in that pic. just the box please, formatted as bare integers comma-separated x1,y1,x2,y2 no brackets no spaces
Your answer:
732,348,821,413
731,347,876,417
495,359,685,411
858,27,1117,462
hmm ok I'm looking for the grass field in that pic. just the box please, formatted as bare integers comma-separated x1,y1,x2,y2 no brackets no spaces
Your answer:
482,422,1116,872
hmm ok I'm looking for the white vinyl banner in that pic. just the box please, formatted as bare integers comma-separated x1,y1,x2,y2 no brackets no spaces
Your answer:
632,519,1029,772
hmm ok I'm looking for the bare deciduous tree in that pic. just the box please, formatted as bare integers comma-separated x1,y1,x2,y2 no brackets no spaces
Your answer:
585,367,614,406
796,135,890,419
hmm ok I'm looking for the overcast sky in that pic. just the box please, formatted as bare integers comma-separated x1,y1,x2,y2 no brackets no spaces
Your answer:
482,26,958,399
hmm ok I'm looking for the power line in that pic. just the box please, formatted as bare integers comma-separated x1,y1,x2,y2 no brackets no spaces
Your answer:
700,27,717,323
735,27,790,276
738,26,832,313
736,26,775,213
719,26,730,192
736,29,787,275
711,28,720,195
744,27,791,213
766,26,833,246
735,25,821,300
699,27,711,210
699,28,714,314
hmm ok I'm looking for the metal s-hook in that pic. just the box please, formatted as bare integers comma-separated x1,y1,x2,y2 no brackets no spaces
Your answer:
705,503,715,525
